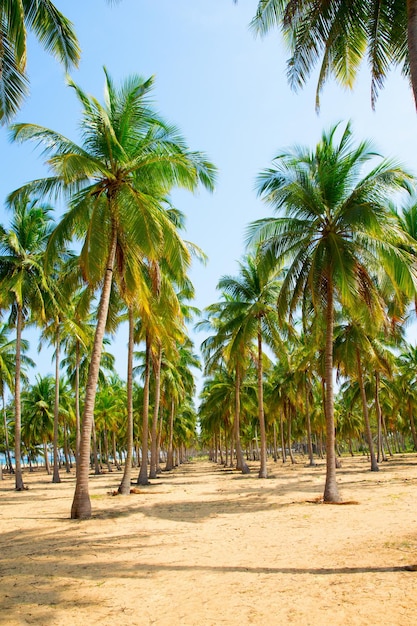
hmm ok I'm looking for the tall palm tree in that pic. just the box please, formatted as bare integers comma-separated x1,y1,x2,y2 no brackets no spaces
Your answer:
0,194,53,490
0,323,32,474
215,255,282,478
8,69,216,517
0,0,80,122
249,122,417,502
250,0,417,110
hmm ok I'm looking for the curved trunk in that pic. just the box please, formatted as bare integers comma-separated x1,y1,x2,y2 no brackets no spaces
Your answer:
14,304,25,490
137,333,151,485
149,345,162,479
71,228,117,519
407,0,417,108
119,306,134,494
52,324,61,483
323,274,341,502
356,348,379,471
234,366,250,473
257,324,267,478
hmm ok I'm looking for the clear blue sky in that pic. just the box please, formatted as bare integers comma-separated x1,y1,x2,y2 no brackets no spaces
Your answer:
1,0,417,387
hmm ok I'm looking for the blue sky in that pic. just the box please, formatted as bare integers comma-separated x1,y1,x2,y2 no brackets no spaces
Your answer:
1,0,417,388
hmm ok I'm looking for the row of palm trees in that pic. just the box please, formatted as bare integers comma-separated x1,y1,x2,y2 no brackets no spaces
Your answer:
198,122,417,503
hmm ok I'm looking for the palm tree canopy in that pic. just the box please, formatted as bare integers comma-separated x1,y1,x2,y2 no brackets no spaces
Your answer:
250,0,410,109
248,122,417,324
8,69,217,302
0,0,80,122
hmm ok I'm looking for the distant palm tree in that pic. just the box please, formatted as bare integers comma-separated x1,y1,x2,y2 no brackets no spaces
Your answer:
249,122,417,502
0,194,53,490
9,69,216,518
0,0,80,122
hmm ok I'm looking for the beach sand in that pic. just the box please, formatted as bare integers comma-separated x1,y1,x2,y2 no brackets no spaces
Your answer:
0,454,416,625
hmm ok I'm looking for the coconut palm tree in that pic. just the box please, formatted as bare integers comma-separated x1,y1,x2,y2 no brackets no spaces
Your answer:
8,69,216,517
0,0,80,122
249,122,417,502
0,193,53,490
250,0,417,110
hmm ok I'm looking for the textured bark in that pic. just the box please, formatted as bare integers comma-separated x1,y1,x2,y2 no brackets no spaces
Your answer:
323,275,341,502
149,345,162,479
52,326,61,483
234,367,250,474
257,325,267,478
165,398,175,471
356,348,379,472
71,229,117,519
75,341,81,474
14,305,25,491
119,307,134,494
407,0,417,108
137,334,151,485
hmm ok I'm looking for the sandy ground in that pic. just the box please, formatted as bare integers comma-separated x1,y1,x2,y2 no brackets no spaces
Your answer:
0,454,416,626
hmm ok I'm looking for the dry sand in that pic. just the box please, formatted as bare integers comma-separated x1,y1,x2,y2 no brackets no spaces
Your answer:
0,454,416,625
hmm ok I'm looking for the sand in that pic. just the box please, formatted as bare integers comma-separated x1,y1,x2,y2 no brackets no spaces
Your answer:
0,454,416,625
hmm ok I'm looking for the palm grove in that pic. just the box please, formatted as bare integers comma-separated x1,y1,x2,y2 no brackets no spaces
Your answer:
1,2,417,518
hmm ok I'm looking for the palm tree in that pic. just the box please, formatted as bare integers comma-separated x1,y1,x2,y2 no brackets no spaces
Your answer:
250,0,417,110
249,122,417,502
0,323,32,474
215,255,282,478
8,69,216,517
0,194,53,490
0,0,80,122
22,375,55,473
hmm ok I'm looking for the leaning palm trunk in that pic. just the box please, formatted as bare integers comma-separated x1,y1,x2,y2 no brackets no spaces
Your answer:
14,304,25,490
71,231,117,519
52,324,61,483
323,277,341,502
137,334,151,485
257,326,268,478
374,371,387,462
356,348,379,471
119,307,135,494
149,346,162,479
234,367,250,473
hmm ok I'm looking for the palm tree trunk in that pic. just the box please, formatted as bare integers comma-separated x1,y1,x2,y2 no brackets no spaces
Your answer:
408,399,417,451
234,367,250,473
14,304,25,490
149,345,162,479
165,398,175,471
257,325,267,478
305,376,315,466
137,333,151,485
356,348,379,471
280,410,286,464
323,275,341,502
407,0,417,108
374,371,387,462
3,389,13,474
75,340,81,474
52,324,61,483
71,227,117,519
119,306,134,494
